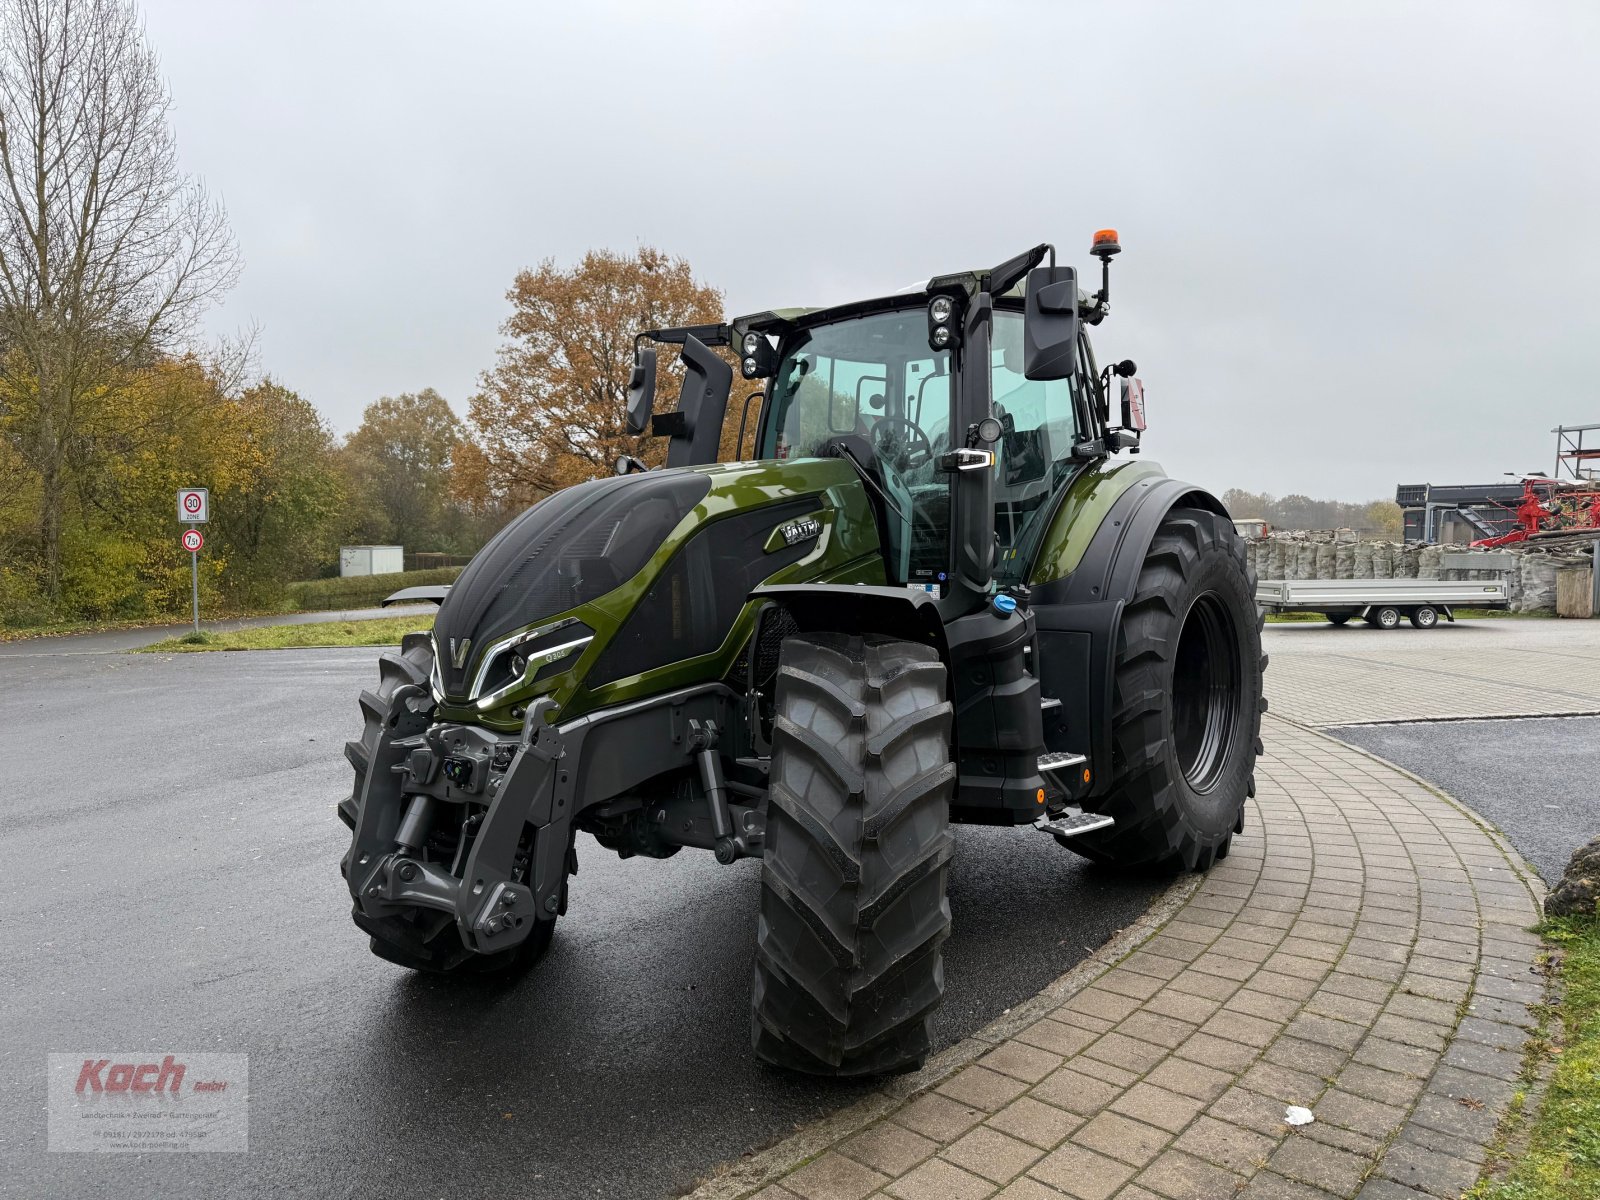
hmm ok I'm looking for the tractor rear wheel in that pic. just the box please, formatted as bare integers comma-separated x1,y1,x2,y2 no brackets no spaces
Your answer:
341,633,556,975
1071,507,1264,872
752,634,955,1076
1326,612,1351,626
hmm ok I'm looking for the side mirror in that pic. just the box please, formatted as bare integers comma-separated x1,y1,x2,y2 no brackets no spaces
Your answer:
1120,377,1147,432
625,346,657,435
1022,265,1080,381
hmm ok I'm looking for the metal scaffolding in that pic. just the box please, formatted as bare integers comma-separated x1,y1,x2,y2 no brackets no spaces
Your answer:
1554,423,1600,481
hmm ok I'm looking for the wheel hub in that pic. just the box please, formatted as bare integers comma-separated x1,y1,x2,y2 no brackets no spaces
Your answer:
1170,592,1241,793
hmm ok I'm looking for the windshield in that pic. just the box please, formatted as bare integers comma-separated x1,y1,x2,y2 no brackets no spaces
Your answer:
757,307,1084,587
760,309,954,585
759,309,954,464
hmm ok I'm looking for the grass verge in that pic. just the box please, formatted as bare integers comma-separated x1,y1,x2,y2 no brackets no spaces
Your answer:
1,606,296,643
136,614,434,653
1469,915,1600,1199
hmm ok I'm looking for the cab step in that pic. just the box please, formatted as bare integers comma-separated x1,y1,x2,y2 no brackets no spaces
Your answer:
1037,750,1087,788
1036,808,1116,840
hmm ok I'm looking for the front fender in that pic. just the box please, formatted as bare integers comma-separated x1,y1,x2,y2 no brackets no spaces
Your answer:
750,583,947,655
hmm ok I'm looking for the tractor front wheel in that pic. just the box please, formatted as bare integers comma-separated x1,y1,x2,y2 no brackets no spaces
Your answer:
1071,507,1264,873
752,634,955,1076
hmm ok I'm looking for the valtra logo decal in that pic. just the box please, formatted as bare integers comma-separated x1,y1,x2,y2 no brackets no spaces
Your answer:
775,516,822,548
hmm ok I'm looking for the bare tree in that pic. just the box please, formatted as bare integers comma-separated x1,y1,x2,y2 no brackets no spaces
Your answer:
0,0,238,600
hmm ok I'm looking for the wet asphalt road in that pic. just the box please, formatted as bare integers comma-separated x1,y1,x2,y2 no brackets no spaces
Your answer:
0,646,1158,1199
1333,715,1600,886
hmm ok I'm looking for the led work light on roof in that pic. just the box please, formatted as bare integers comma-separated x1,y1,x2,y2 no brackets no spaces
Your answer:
738,331,773,379
927,294,959,353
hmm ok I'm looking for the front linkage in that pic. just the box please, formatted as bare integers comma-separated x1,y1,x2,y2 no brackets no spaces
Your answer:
344,685,567,965
342,639,758,971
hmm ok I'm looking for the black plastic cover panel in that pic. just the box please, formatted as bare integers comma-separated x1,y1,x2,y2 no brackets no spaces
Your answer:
590,498,821,686
434,471,711,697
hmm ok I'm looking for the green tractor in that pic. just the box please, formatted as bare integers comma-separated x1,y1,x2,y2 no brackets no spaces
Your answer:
340,233,1264,1076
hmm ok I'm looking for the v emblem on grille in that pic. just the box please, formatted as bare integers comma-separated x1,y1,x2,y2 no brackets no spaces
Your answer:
449,637,472,670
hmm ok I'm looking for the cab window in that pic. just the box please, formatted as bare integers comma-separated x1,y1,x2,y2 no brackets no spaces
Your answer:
991,311,1083,566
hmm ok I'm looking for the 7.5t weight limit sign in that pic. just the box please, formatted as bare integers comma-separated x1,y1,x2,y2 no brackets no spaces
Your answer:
181,528,204,552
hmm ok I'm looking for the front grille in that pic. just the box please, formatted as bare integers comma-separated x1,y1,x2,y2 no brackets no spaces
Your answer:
590,499,822,686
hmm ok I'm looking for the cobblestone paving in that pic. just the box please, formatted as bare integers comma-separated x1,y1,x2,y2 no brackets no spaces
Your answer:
1262,618,1600,726
694,717,1547,1200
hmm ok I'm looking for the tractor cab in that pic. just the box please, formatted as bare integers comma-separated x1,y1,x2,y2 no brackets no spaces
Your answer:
752,301,1094,591
629,234,1142,617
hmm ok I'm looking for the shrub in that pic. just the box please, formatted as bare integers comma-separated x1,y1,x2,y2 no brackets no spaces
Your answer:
0,567,54,629
285,567,461,612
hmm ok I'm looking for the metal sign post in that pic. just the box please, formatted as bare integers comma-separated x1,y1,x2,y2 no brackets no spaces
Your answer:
181,527,205,632
179,489,209,634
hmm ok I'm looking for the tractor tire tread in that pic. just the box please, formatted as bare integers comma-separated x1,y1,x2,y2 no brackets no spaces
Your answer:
753,633,953,1077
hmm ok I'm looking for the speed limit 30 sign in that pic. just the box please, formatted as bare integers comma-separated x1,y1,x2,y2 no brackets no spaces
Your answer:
182,528,204,552
178,488,209,522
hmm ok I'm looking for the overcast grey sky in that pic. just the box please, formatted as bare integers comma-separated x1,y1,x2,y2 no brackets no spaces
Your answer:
143,0,1599,501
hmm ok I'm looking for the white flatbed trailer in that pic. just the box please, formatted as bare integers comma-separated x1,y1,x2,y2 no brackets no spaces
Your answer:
1254,578,1510,629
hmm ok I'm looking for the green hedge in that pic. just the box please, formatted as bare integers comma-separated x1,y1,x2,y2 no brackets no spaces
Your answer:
285,567,462,612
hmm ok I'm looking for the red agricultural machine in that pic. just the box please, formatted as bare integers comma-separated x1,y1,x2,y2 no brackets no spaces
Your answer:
1471,476,1600,548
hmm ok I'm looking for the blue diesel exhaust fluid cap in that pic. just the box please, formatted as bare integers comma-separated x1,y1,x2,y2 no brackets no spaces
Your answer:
991,593,1017,617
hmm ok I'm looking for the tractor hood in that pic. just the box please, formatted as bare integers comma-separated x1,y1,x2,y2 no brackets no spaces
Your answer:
429,458,882,725
432,470,711,699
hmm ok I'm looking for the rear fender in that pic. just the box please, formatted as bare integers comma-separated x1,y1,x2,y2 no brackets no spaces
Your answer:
1030,477,1230,800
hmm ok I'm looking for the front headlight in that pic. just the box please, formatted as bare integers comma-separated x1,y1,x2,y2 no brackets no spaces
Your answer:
470,618,595,709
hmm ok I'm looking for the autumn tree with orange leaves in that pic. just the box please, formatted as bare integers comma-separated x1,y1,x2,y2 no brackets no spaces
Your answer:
456,248,749,507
